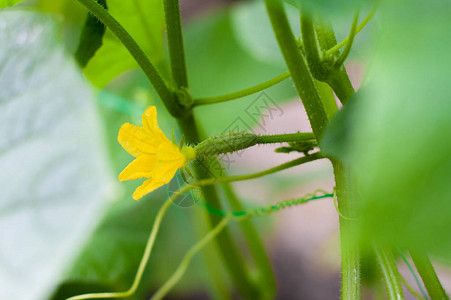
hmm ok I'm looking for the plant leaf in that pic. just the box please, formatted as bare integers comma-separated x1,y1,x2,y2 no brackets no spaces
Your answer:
0,11,114,300
0,0,22,9
186,10,298,136
325,0,451,258
83,0,166,87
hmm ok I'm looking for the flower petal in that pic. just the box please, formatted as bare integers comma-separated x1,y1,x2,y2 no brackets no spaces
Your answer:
132,164,179,200
118,123,159,157
157,142,186,163
142,106,158,131
118,154,157,181
142,106,171,143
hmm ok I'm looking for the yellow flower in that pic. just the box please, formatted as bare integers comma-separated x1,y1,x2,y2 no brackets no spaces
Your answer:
118,106,195,200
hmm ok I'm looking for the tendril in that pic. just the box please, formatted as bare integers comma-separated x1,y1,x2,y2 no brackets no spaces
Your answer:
197,189,333,218
332,187,359,221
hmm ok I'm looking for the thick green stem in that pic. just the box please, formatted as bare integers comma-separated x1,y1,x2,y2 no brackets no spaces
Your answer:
300,13,328,81
178,115,259,299
193,71,290,107
163,3,262,294
264,0,328,140
328,74,355,104
305,15,355,104
333,160,360,300
163,0,189,89
266,2,360,297
410,251,449,300
73,0,184,117
256,132,315,144
374,245,404,300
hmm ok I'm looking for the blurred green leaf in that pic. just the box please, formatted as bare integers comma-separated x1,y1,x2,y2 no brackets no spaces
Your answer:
320,93,361,162
55,92,210,299
326,0,451,258
55,7,301,297
0,11,114,300
0,0,22,9
74,0,107,67
186,9,298,136
230,0,300,66
284,0,369,17
84,0,167,87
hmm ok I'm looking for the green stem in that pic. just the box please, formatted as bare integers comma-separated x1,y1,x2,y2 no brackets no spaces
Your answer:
332,160,360,300
193,71,290,107
300,12,328,81
163,0,189,89
178,115,259,299
326,5,377,56
264,0,329,140
194,152,323,186
192,209,232,300
399,250,429,299
373,244,404,300
334,12,359,69
151,217,231,300
194,131,316,157
327,74,355,104
222,183,276,299
314,20,355,104
65,197,174,300
152,189,332,300
266,3,359,297
67,153,322,300
410,251,449,300
201,190,332,218
73,0,183,117
400,275,426,300
316,80,339,119
256,132,315,144
303,20,340,116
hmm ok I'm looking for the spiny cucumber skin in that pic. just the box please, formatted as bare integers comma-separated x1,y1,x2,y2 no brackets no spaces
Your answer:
194,132,258,156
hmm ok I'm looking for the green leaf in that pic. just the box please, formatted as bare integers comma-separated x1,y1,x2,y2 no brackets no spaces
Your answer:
0,11,114,300
0,0,22,9
186,9,297,135
74,0,107,67
320,92,361,161
83,0,167,87
230,0,301,67
55,95,212,299
331,1,451,258
284,0,369,17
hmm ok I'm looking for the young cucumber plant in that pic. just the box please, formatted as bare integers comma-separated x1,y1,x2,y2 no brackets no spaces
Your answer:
67,0,451,299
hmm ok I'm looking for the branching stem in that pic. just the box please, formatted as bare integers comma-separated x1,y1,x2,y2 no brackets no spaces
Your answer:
164,0,189,89
373,244,404,300
150,217,231,300
193,71,290,107
326,5,377,56
74,0,182,116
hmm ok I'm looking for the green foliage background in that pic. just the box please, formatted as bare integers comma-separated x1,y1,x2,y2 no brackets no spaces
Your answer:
1,0,450,299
